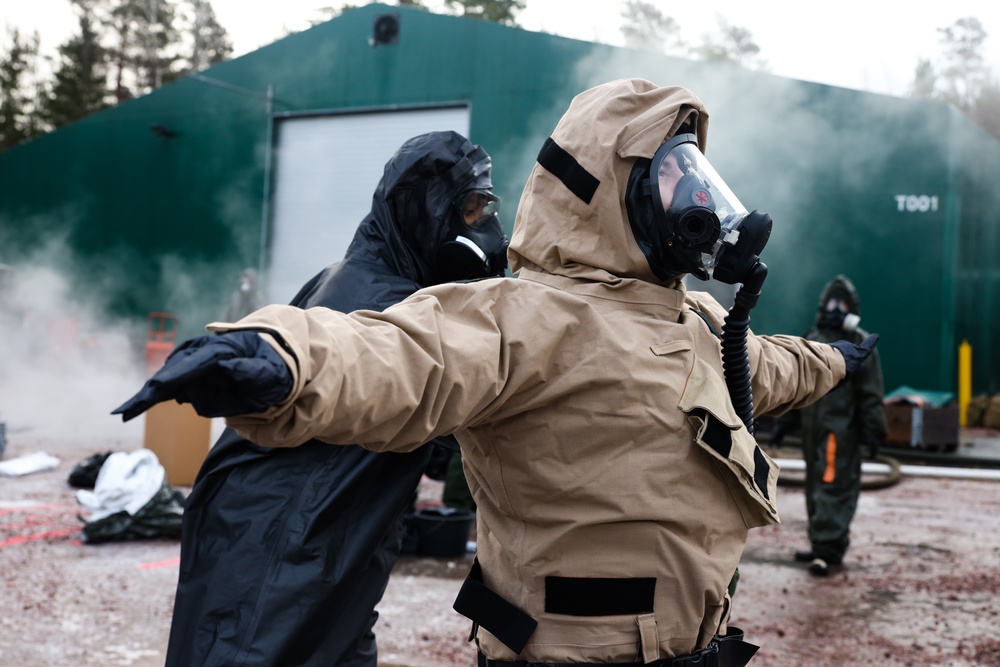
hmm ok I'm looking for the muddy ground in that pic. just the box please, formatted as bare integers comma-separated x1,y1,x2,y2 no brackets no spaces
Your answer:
1,388,999,666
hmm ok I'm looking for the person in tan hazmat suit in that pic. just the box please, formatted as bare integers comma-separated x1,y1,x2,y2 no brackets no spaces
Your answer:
114,79,879,666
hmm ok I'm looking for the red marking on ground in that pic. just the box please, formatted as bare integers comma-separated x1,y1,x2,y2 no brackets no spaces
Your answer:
2,520,68,531
0,505,73,516
0,528,80,547
1,505,82,545
138,556,181,570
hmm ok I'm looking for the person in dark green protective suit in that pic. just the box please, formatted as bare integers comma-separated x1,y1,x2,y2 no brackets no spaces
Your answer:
772,275,887,576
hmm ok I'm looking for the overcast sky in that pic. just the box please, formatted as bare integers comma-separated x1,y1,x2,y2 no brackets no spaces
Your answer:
5,0,1000,98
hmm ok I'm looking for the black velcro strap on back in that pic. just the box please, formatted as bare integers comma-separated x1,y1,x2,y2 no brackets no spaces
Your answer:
536,137,600,204
545,576,655,616
716,626,760,667
453,558,537,654
752,445,771,500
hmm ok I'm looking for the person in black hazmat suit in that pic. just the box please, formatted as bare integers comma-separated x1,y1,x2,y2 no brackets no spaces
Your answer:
221,267,266,322
772,275,887,576
163,130,509,667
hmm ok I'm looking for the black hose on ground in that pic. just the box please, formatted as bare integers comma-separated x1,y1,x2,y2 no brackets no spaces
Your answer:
773,451,903,490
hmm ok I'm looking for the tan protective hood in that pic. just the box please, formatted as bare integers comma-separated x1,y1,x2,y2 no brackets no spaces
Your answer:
509,79,708,285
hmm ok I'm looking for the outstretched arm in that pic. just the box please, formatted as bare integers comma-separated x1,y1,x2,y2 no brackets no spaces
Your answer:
113,331,294,421
207,294,505,451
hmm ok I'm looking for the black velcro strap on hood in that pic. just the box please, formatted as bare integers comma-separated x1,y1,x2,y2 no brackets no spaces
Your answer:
537,137,600,204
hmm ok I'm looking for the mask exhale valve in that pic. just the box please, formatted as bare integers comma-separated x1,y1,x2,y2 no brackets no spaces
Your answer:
713,209,772,437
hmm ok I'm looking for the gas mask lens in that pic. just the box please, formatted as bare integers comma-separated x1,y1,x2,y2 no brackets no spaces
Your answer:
648,135,749,275
438,187,508,282
456,190,500,228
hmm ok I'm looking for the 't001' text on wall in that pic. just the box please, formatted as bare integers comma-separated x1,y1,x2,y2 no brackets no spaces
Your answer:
895,194,939,212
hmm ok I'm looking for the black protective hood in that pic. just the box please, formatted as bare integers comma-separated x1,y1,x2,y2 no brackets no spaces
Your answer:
815,274,861,324
366,130,498,287
289,131,498,312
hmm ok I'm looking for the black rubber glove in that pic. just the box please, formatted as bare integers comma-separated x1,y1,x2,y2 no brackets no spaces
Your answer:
112,331,293,421
864,434,881,460
830,333,880,378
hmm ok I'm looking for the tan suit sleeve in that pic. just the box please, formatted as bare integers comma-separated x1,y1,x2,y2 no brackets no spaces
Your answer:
748,333,846,417
205,292,503,451
683,290,846,418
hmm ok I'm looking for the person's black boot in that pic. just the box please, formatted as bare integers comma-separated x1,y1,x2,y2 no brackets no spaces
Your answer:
794,550,815,563
808,558,831,576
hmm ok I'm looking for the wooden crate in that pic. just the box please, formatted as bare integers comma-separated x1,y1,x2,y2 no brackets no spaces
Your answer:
143,400,211,486
885,404,959,452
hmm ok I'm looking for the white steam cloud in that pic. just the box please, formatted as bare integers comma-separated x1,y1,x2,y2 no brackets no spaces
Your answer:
0,243,149,460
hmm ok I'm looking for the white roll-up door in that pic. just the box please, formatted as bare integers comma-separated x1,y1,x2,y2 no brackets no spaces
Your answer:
266,106,470,304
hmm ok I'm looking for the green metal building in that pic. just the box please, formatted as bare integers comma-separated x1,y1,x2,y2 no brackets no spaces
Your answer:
1,3,998,394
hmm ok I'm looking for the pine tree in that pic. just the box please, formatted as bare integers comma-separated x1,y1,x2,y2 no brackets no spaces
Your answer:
6,0,236,141
41,4,112,129
93,0,181,100
910,59,937,100
619,0,684,55
442,0,525,26
936,17,990,112
0,28,45,151
909,16,999,141
690,16,767,70
185,0,233,73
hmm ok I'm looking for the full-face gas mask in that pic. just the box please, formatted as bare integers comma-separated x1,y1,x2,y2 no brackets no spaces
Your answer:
423,146,508,283
818,296,861,332
625,133,771,285
436,188,508,282
625,133,776,436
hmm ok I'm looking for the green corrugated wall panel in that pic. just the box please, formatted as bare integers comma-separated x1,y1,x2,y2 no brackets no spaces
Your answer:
950,109,1000,394
2,2,1000,391
0,63,269,337
718,84,956,395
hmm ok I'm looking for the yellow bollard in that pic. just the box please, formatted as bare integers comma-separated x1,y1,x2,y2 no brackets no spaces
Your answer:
958,340,972,427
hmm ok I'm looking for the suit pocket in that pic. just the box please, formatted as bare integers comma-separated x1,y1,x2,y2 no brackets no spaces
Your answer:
678,356,780,529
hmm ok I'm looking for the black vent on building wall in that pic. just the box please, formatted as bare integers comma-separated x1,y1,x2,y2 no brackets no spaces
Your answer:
371,13,400,47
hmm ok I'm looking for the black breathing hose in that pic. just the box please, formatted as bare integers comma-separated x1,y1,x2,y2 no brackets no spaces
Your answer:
720,261,768,437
